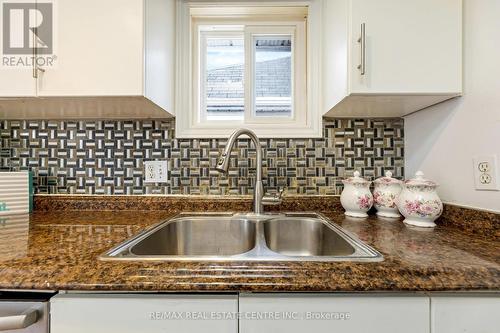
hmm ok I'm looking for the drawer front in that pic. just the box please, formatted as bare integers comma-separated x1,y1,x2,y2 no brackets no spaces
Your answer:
50,294,238,333
0,301,48,333
239,294,429,333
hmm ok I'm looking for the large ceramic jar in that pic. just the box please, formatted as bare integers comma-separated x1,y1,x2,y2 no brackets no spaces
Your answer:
373,171,402,218
397,171,443,228
341,171,373,218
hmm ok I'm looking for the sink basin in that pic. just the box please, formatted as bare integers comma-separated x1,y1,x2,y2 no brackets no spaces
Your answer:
263,217,355,256
131,217,256,256
100,212,383,262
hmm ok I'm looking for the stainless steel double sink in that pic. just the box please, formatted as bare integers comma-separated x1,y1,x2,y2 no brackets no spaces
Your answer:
100,212,383,262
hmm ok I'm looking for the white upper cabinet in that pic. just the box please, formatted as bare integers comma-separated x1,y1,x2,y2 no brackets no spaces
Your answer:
322,0,463,117
0,68,36,97
0,0,175,116
37,0,144,97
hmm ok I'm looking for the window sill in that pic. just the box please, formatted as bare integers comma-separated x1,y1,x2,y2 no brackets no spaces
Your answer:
175,119,323,139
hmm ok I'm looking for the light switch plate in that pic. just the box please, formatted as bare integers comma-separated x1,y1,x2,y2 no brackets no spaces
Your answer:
473,155,499,191
144,160,168,183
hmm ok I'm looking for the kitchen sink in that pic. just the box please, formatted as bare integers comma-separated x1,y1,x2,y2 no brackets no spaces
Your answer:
130,217,256,256
100,212,383,262
263,217,356,257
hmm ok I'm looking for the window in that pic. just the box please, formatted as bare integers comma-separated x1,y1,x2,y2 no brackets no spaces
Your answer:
253,34,293,118
176,2,322,138
198,24,304,123
202,31,245,121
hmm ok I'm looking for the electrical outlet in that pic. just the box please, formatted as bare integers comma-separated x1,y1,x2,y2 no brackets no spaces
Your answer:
145,163,155,180
144,160,168,183
473,155,499,191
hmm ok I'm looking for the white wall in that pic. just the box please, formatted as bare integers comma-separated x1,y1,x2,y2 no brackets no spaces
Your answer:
405,0,500,212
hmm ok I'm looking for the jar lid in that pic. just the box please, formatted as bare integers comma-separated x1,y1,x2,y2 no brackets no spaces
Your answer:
342,171,371,185
404,171,439,187
374,171,402,185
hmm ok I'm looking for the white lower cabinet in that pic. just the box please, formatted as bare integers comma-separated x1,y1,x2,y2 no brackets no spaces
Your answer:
50,294,238,333
50,293,500,332
239,294,430,333
431,296,500,333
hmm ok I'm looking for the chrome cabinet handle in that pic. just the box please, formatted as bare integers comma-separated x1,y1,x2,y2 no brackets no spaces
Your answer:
33,66,45,78
357,23,366,75
32,27,45,79
32,31,37,79
0,308,39,331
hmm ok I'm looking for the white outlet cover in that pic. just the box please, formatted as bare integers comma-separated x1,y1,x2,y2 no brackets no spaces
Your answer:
473,155,499,191
144,160,168,183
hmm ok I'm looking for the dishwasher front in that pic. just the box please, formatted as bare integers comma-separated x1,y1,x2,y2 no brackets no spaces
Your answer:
0,292,54,333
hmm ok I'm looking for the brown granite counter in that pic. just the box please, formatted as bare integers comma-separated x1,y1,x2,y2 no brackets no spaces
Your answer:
0,196,498,292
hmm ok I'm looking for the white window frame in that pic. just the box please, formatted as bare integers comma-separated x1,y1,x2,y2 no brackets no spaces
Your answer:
175,0,323,138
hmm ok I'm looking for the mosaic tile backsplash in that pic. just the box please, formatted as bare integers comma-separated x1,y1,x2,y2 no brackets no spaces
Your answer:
0,118,404,195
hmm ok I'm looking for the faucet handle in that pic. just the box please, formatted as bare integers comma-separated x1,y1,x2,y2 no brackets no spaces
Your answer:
262,187,285,206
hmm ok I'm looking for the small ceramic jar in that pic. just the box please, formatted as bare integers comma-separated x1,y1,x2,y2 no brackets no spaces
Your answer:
341,171,373,218
373,171,402,218
397,171,443,228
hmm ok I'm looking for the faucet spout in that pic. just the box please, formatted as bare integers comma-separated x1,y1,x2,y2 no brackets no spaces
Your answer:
216,128,264,215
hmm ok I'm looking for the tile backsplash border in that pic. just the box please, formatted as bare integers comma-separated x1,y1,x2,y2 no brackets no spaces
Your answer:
0,117,404,195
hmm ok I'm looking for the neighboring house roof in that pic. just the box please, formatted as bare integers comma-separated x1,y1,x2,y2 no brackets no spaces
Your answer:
206,56,291,116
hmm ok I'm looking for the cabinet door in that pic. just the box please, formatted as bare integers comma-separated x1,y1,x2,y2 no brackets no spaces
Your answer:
239,294,429,333
50,294,238,333
349,0,462,94
0,0,37,97
431,296,500,333
37,0,143,96
0,69,36,97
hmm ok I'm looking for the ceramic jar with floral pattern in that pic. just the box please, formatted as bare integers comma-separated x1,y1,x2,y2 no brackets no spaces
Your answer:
397,171,443,228
341,171,373,218
373,171,403,218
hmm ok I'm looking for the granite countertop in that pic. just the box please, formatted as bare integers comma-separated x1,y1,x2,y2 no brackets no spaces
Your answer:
0,196,498,293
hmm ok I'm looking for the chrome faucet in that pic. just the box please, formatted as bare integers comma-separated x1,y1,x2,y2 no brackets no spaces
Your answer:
215,128,284,215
